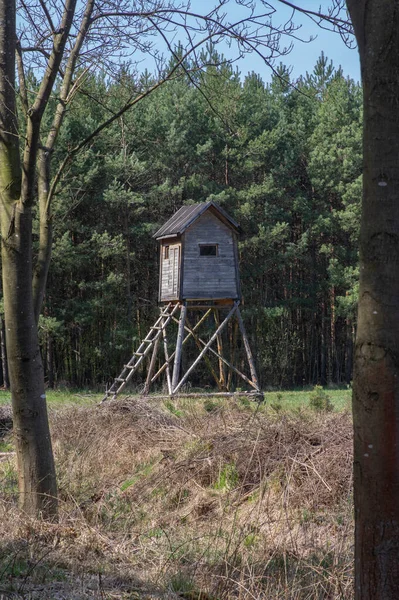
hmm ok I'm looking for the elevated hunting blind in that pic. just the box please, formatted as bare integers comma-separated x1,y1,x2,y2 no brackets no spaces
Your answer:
154,201,241,302
102,202,262,402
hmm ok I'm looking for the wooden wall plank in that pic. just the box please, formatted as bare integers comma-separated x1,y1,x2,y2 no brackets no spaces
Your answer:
182,212,239,300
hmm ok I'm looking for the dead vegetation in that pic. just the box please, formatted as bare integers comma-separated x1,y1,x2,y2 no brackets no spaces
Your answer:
0,396,354,599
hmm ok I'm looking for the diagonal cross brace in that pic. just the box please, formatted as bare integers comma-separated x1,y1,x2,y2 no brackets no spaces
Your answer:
150,308,212,384
195,333,259,391
172,302,239,394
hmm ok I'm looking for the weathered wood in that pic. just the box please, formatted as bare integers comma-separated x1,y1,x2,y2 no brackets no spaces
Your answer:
156,203,241,303
161,317,172,395
169,307,258,391
182,211,239,300
160,242,181,301
196,331,259,391
143,334,160,395
171,302,187,390
236,307,260,392
227,317,238,391
173,302,238,394
108,204,260,400
213,308,226,390
151,308,212,383
145,391,264,400
232,232,241,300
102,302,180,402
185,314,223,391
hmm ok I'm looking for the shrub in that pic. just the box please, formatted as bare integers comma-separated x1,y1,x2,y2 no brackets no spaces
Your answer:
309,386,334,412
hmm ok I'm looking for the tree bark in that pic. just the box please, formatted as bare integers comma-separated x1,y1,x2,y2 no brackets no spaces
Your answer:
0,315,9,389
1,207,58,517
32,0,93,318
347,1,399,597
33,148,53,323
0,0,57,518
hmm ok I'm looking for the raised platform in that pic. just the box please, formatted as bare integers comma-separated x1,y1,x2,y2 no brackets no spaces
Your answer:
103,300,260,403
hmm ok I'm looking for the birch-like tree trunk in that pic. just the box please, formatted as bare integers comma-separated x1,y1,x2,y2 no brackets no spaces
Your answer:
347,1,399,597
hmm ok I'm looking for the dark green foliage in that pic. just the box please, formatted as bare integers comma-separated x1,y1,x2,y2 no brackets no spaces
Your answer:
31,54,361,389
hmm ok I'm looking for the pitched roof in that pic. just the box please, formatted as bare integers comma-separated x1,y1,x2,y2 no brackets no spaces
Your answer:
153,201,239,239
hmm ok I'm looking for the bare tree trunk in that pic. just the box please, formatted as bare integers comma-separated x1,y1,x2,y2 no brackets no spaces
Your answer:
33,149,52,323
0,0,57,518
1,208,58,517
347,1,399,597
0,315,9,389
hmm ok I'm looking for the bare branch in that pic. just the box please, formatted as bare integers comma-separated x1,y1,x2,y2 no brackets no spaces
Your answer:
147,14,237,135
38,0,56,34
274,0,354,46
21,0,80,206
46,32,216,210
45,0,95,154
15,40,29,116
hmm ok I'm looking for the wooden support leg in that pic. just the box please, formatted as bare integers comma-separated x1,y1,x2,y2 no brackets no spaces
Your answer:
162,318,172,395
185,314,223,391
143,334,160,395
173,302,238,394
151,309,212,384
213,308,226,390
172,303,187,391
227,317,238,391
236,307,260,392
196,331,259,390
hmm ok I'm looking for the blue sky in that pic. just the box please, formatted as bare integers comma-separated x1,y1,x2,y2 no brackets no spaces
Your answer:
186,1,360,83
243,1,360,83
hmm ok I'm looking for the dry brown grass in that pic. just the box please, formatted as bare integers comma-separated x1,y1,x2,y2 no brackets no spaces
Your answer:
0,397,354,599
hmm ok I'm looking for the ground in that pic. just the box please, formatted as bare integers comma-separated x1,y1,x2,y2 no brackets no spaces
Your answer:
0,388,354,599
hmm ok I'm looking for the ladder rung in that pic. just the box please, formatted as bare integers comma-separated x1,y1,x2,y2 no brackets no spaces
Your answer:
102,303,177,402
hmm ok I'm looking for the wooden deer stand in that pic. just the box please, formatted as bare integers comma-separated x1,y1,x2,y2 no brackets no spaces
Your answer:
102,202,262,402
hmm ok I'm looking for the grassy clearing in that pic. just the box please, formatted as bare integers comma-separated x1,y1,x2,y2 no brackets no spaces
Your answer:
0,392,354,599
264,387,351,413
0,385,351,411
0,388,102,407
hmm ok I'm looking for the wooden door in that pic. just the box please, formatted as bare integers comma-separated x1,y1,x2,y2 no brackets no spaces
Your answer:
170,244,180,297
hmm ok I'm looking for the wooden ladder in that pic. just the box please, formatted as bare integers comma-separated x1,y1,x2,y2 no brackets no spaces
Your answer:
101,303,180,403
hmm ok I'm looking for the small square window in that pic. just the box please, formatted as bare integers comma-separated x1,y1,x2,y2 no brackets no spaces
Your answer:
164,245,169,259
199,244,218,256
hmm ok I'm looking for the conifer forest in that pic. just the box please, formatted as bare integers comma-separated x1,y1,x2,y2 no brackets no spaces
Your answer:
10,54,361,391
